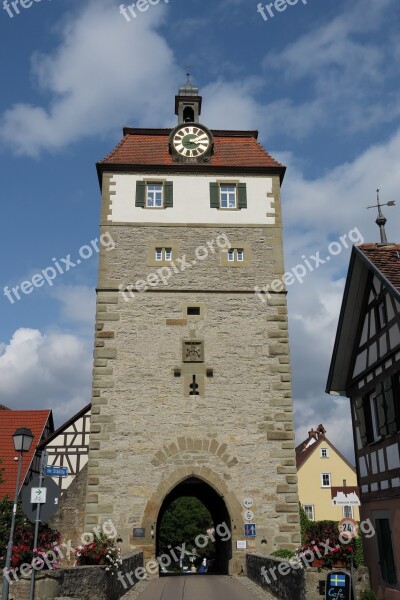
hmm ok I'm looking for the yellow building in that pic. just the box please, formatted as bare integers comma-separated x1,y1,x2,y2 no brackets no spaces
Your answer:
296,424,360,522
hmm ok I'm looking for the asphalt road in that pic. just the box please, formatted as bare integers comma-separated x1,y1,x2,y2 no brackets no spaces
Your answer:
129,576,263,600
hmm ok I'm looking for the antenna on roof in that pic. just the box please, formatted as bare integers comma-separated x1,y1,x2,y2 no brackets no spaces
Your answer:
366,189,396,245
185,64,192,84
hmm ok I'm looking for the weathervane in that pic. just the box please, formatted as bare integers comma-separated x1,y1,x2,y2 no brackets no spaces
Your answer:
366,189,396,244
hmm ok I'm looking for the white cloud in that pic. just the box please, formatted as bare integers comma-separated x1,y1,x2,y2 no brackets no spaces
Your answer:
261,0,400,137
51,285,96,325
283,128,400,460
0,0,177,156
0,328,92,424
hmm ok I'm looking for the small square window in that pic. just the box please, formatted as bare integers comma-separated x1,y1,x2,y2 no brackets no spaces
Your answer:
343,506,353,518
187,307,201,316
228,249,235,262
220,185,237,209
147,183,163,208
320,448,328,458
376,300,387,330
237,249,244,262
321,473,331,487
304,505,315,521
155,247,172,262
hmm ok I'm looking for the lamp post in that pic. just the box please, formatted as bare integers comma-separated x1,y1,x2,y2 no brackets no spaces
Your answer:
1,428,33,600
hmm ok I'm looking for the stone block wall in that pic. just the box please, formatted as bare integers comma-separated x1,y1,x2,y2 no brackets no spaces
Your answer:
246,553,371,600
246,553,305,600
83,171,300,574
0,552,143,600
49,466,88,559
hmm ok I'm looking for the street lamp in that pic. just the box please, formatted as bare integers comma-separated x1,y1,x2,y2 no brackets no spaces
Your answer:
2,428,34,600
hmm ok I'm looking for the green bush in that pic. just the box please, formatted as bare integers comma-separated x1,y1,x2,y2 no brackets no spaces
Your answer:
299,503,310,544
271,549,296,559
360,590,376,600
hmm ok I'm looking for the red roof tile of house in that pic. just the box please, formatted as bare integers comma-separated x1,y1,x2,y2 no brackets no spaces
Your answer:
99,128,284,170
296,425,356,472
358,243,400,294
0,410,53,498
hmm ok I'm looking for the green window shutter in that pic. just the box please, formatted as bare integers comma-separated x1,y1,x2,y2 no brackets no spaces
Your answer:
210,182,219,208
238,183,247,209
136,181,145,208
164,182,173,208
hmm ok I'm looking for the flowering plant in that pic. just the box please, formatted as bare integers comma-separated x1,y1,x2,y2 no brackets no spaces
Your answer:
74,534,122,574
0,498,60,573
296,520,361,569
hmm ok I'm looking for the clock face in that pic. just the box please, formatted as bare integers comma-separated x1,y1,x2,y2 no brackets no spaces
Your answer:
172,126,211,158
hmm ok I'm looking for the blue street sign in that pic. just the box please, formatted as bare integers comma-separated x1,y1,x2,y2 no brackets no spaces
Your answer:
244,523,256,537
44,465,68,478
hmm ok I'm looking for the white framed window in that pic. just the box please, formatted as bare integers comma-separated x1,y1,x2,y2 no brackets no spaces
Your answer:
304,505,315,521
321,473,331,488
227,249,244,263
155,248,172,261
165,248,172,261
155,248,163,261
220,184,237,209
343,506,353,518
146,183,164,208
320,447,329,458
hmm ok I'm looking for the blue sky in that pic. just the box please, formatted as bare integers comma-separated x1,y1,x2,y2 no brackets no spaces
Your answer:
0,0,399,458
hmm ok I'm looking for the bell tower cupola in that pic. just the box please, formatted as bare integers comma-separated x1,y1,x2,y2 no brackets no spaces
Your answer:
175,69,202,124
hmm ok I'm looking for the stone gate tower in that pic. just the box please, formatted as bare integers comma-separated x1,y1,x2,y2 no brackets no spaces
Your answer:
84,80,300,573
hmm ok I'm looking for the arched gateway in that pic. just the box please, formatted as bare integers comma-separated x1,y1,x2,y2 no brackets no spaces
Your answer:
81,80,300,575
155,475,232,575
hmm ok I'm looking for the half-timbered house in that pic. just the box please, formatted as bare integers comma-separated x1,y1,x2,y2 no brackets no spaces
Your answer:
37,403,91,492
327,242,400,599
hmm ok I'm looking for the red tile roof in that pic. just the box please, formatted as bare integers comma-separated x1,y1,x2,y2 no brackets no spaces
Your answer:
0,410,53,498
358,243,400,293
99,128,284,170
296,426,356,472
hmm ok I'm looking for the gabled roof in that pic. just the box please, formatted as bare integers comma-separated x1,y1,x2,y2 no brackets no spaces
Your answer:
326,243,400,395
0,410,54,497
97,128,286,185
296,425,356,472
37,403,91,450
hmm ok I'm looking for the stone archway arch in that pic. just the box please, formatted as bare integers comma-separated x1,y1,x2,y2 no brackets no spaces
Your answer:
141,466,243,574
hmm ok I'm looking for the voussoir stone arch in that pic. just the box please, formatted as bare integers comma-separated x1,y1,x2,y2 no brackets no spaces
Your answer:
150,436,239,469
142,466,243,535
